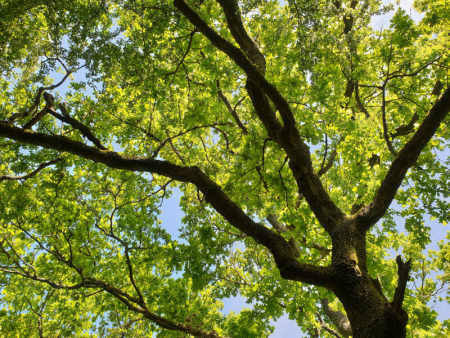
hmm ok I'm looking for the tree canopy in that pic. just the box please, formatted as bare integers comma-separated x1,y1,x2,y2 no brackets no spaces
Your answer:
0,0,450,337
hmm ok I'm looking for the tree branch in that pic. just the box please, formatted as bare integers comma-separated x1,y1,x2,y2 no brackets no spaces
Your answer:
217,91,248,134
354,83,370,118
47,107,108,150
173,0,294,130
355,85,450,230
391,112,419,139
391,256,412,312
267,214,330,256
151,122,232,158
0,122,335,287
317,148,337,177
163,30,197,77
9,59,84,125
215,0,266,75
124,246,147,308
0,158,63,182
321,298,352,337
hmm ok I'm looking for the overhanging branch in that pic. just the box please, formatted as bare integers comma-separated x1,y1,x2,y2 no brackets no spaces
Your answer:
48,107,108,150
0,122,335,288
216,0,266,75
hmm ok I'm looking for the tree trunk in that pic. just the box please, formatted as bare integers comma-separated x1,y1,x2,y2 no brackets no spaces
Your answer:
328,223,411,338
334,277,408,338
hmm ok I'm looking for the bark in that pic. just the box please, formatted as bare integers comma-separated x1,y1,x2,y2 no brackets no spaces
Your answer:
329,252,411,337
327,216,411,337
334,280,409,338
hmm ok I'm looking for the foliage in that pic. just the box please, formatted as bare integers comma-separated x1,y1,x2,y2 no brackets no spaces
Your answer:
0,0,449,337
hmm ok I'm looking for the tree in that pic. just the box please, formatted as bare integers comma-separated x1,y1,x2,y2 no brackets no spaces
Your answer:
0,0,449,336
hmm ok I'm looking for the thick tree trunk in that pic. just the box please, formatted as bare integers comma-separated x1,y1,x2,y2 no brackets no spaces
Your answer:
328,222,411,338
334,277,408,338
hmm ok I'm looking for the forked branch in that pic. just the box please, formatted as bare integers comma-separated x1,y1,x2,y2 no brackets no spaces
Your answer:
173,0,294,129
173,0,346,232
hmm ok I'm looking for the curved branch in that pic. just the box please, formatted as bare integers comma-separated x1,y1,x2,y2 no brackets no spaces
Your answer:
215,0,266,75
9,61,84,124
317,148,337,177
355,85,450,230
0,266,89,290
0,158,63,182
387,59,439,82
163,30,197,77
47,108,108,150
151,122,232,158
0,122,335,288
173,0,294,129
